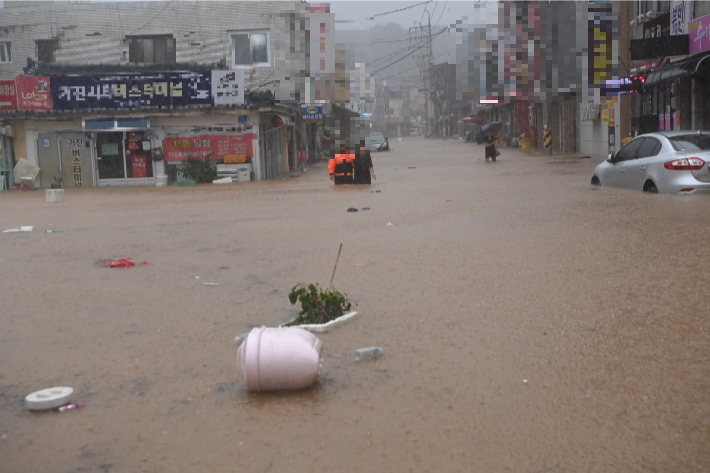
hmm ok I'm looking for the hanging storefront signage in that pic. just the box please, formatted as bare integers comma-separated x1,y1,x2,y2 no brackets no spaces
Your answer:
588,3,614,88
644,12,670,39
689,14,710,55
0,80,18,111
608,104,616,127
301,105,324,122
630,59,661,75
671,0,688,35
162,134,256,162
16,76,52,111
211,70,244,106
50,72,212,111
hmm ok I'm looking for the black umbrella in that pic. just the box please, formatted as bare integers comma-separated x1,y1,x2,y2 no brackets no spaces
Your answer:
475,122,503,145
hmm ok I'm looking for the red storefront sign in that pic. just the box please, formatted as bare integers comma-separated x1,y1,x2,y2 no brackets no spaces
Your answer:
16,76,52,111
131,155,148,178
0,80,18,111
163,134,256,162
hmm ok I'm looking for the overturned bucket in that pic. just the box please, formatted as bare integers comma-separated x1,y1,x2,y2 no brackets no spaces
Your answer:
236,326,323,393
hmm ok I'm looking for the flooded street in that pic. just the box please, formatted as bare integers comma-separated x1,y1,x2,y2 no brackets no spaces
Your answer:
2,137,710,472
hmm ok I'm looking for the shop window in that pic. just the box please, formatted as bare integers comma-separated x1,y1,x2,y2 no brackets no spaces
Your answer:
36,39,58,63
128,35,176,64
0,42,11,64
230,31,270,67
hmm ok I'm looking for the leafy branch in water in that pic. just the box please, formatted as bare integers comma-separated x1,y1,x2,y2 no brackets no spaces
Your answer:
286,283,352,326
178,152,217,183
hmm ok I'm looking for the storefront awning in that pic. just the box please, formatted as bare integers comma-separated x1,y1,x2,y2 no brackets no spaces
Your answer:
645,52,710,85
275,114,294,126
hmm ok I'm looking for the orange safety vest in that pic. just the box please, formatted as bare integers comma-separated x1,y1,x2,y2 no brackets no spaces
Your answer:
329,153,355,176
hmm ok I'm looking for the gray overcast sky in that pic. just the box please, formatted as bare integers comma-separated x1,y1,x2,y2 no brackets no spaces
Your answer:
328,0,499,31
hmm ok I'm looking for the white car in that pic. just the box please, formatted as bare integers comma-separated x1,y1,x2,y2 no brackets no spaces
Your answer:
591,131,710,194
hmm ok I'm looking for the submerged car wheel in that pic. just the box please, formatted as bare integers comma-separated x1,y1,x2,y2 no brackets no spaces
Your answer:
591,175,600,186
643,180,658,194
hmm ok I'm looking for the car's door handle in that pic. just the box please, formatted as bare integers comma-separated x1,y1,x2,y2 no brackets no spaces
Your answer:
620,169,626,173
640,166,645,171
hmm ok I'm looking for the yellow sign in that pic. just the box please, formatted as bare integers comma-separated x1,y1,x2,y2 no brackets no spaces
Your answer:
224,154,247,163
601,103,609,124
593,27,613,86
608,105,615,127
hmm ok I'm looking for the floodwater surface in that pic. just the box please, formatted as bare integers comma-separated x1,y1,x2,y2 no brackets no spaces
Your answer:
1,138,709,472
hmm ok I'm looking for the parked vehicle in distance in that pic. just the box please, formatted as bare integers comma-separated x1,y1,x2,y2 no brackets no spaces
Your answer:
591,131,710,194
410,128,420,137
365,132,390,152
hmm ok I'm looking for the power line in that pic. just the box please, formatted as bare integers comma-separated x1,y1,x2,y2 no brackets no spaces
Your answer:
375,26,448,74
433,0,448,28
127,1,175,36
380,51,449,79
368,1,432,20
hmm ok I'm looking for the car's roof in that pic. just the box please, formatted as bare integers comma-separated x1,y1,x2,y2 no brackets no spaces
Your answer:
653,131,710,138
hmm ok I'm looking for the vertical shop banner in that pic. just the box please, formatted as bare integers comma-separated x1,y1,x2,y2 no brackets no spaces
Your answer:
16,76,52,111
689,14,710,55
50,72,211,111
162,134,256,162
671,0,687,35
211,70,244,106
131,155,148,178
588,3,614,89
310,3,334,75
0,80,18,111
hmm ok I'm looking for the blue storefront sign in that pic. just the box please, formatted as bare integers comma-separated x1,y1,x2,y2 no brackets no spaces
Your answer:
301,105,324,122
51,72,212,111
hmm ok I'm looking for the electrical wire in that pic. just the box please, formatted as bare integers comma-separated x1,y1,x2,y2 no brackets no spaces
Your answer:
433,0,448,28
380,51,449,79
126,1,175,36
368,1,433,20
375,27,448,74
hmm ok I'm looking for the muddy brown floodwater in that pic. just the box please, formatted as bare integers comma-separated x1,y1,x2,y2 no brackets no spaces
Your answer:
1,137,710,473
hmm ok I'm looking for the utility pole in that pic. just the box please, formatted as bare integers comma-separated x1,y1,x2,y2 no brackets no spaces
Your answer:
410,8,434,138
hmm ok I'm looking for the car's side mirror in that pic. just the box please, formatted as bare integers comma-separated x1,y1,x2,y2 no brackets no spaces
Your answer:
607,153,615,163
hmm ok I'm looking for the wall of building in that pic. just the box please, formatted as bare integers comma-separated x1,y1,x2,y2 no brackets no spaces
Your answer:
0,1,283,90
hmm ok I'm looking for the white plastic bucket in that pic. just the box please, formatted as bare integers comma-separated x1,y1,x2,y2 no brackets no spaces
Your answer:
45,189,64,203
236,326,323,393
155,174,168,187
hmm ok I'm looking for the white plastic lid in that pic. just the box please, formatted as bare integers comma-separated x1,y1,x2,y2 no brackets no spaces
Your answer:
25,387,74,410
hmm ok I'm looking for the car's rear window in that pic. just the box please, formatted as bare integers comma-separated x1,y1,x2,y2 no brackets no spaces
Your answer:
370,134,384,141
668,135,710,151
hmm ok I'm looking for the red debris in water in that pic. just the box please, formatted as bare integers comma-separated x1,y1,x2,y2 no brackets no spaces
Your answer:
104,258,150,268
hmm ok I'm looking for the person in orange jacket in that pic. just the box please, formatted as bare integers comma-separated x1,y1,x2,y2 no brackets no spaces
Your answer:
329,146,355,184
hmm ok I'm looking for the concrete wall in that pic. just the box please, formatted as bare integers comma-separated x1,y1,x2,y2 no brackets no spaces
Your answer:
0,1,290,90
579,112,608,159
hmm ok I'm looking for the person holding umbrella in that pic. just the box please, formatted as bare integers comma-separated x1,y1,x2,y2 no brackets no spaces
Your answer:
476,122,502,162
484,131,498,162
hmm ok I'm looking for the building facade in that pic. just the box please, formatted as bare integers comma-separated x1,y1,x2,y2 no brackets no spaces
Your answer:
0,1,314,189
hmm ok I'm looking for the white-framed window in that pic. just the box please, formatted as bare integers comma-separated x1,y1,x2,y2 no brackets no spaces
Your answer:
230,31,270,67
0,42,11,64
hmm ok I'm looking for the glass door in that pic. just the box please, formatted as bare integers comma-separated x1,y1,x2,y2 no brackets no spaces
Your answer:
96,132,125,180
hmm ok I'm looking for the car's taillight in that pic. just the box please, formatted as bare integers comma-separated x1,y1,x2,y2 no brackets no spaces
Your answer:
663,157,705,171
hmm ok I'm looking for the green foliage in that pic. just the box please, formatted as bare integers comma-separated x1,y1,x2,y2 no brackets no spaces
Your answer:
286,283,352,326
178,153,217,183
